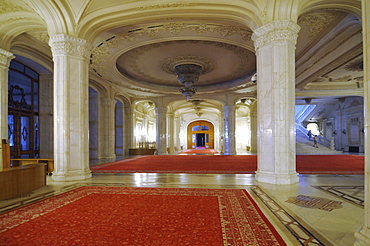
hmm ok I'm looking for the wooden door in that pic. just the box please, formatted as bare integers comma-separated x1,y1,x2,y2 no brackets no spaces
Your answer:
187,120,214,149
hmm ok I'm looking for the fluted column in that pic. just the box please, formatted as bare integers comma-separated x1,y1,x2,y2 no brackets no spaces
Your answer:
355,0,370,244
49,34,92,181
252,20,300,184
156,107,167,155
224,105,236,155
0,48,14,169
124,105,133,155
99,98,116,159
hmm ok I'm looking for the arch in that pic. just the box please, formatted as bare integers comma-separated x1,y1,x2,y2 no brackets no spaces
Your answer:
187,120,214,149
299,0,362,19
78,1,262,42
24,0,77,35
89,79,109,99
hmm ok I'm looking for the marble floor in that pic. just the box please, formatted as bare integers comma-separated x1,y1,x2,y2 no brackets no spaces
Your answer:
0,162,364,246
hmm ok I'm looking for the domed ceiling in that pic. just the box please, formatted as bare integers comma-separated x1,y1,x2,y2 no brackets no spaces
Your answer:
90,23,256,97
116,40,255,89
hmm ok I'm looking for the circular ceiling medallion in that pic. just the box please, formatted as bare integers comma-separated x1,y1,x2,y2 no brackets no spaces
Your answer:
162,55,215,75
116,40,255,88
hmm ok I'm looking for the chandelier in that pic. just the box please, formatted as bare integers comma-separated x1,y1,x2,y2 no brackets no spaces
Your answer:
174,64,203,100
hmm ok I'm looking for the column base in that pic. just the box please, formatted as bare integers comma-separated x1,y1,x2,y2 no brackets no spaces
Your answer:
52,170,92,181
355,226,370,246
255,171,299,185
223,152,237,155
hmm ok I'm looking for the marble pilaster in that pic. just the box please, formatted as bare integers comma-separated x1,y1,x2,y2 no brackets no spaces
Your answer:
0,48,14,169
167,112,174,154
124,106,133,155
250,110,258,154
39,73,53,158
223,105,236,155
99,98,116,159
49,34,92,181
252,20,300,184
355,0,370,244
156,107,167,155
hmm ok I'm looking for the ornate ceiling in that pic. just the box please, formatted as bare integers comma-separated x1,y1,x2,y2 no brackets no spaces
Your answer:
1,1,364,121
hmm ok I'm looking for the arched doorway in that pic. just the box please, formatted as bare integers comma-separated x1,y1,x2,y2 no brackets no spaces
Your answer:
187,120,214,149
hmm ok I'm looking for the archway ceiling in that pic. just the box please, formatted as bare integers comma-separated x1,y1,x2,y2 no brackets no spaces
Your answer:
89,10,362,103
5,2,363,123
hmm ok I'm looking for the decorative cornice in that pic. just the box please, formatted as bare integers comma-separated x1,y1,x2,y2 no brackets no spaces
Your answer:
0,48,15,69
0,1,31,14
252,20,301,49
0,17,33,25
298,12,339,39
49,34,92,59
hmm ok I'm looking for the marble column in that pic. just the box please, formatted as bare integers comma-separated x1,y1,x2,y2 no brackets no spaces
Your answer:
124,105,133,156
252,20,300,184
250,110,258,154
156,106,167,155
223,105,236,155
174,116,180,152
99,98,116,159
355,0,370,244
49,34,92,181
39,73,53,158
0,48,14,169
167,112,174,154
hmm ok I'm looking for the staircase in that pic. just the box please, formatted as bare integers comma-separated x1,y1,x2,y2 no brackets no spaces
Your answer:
296,124,342,154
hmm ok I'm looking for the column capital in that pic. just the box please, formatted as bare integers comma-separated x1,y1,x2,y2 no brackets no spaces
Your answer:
252,20,301,49
0,48,15,69
49,34,92,60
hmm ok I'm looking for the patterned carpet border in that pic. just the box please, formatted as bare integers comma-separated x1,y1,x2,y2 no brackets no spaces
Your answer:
0,186,287,246
250,186,333,246
313,186,364,207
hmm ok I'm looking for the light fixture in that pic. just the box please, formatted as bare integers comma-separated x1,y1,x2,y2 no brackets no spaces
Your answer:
174,64,203,100
251,73,257,83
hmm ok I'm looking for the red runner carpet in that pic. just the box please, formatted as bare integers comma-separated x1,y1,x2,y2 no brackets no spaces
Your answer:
0,186,286,246
91,155,364,174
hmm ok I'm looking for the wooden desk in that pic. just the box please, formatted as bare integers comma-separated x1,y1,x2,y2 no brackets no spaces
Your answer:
0,164,46,200
129,149,156,155
11,158,54,174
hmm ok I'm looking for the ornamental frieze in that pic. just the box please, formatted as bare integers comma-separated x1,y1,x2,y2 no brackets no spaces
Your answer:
0,1,30,14
298,12,339,39
136,3,198,10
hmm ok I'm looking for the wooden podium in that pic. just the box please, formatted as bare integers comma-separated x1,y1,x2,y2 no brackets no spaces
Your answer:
1,139,10,169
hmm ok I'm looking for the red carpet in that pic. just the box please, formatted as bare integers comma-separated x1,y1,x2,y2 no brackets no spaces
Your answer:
0,186,286,246
91,155,364,174
91,155,258,174
178,148,219,154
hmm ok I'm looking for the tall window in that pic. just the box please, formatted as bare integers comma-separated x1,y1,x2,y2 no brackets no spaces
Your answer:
8,61,39,158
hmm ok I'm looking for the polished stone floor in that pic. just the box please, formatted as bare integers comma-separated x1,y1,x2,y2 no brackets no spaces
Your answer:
0,155,365,246
0,173,364,246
